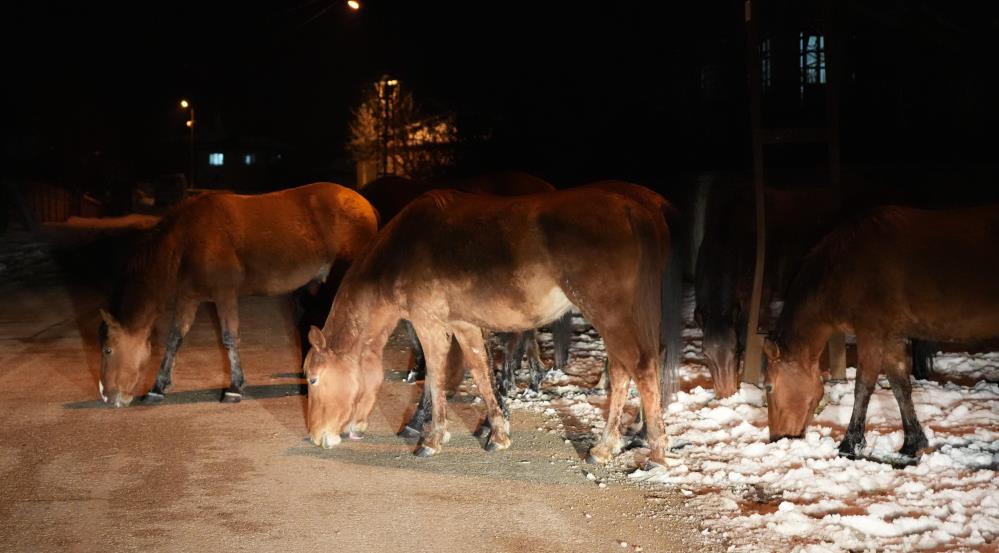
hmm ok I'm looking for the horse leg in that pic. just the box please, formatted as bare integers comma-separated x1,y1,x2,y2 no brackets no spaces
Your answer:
884,341,929,458
409,321,452,457
551,311,573,372
143,296,199,403
525,330,546,393
399,385,431,441
451,322,511,452
631,356,668,465
588,358,631,464
838,338,881,458
404,320,427,384
215,294,246,403
497,332,525,397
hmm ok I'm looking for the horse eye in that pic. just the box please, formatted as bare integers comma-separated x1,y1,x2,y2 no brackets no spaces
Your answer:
764,382,773,393
103,346,113,355
308,377,319,386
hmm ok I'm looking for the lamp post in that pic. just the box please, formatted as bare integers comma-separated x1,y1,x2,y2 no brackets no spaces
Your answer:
378,78,398,176
346,0,360,10
180,99,195,188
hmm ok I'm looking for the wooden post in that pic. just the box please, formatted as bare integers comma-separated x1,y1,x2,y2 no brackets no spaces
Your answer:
824,0,847,381
743,0,766,385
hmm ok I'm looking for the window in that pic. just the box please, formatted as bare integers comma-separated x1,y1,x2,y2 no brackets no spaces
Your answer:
243,153,256,166
800,32,826,98
761,38,772,91
208,152,224,166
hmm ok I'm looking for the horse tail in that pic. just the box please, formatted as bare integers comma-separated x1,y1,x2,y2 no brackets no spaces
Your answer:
660,203,686,407
910,339,935,380
551,311,573,371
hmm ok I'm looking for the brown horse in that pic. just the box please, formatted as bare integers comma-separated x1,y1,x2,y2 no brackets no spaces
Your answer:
695,185,842,398
303,183,680,463
98,183,378,407
764,205,999,461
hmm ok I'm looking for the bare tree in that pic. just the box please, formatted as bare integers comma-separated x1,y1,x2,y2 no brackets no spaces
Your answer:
349,77,457,185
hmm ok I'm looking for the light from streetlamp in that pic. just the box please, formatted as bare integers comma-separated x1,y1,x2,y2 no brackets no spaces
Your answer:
180,99,190,109
186,120,194,128
347,0,360,10
386,79,398,86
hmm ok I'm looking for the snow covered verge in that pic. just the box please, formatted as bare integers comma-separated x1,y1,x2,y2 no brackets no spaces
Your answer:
509,315,999,551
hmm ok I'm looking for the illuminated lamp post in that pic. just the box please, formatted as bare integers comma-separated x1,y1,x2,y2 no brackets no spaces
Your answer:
180,99,195,188
347,0,361,10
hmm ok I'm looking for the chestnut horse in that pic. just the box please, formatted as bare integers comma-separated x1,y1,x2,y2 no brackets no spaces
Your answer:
764,205,999,461
358,171,572,390
303,183,681,464
98,183,378,407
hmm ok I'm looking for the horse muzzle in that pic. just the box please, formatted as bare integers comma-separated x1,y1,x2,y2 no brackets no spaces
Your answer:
101,385,133,408
311,430,342,449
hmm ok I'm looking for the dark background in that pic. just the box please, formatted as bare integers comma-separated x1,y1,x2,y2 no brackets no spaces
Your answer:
5,0,999,202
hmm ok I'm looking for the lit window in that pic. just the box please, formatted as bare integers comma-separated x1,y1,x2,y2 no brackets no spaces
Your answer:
244,153,255,166
208,152,224,166
761,38,772,91
800,32,826,98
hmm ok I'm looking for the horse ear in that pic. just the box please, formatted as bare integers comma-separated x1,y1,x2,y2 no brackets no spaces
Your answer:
308,326,327,351
762,338,781,361
99,309,120,331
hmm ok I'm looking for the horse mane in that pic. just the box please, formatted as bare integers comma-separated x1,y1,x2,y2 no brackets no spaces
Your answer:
773,206,903,349
106,198,200,331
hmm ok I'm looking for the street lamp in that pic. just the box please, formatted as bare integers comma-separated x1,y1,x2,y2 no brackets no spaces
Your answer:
347,0,361,10
180,99,195,188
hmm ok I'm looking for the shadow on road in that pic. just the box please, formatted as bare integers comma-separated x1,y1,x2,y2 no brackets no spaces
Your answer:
62,382,308,409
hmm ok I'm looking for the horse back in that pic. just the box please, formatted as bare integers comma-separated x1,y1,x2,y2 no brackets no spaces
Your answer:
176,183,377,295
365,187,665,333
811,205,999,341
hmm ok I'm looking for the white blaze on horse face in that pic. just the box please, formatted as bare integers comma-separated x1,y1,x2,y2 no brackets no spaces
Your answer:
98,380,107,403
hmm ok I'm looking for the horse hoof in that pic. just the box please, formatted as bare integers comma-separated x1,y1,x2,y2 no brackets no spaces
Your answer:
348,430,364,441
221,391,242,403
398,426,422,441
485,438,510,452
415,445,438,458
404,371,422,384
142,392,165,404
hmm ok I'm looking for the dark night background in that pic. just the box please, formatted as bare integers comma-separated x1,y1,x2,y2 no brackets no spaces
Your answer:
5,0,999,209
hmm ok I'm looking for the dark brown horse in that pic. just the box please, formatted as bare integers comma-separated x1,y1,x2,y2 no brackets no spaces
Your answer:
764,205,999,461
98,183,378,407
303,183,681,464
695,185,841,398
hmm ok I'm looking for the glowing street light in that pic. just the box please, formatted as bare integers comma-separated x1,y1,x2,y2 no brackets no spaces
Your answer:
179,99,196,188
347,0,360,10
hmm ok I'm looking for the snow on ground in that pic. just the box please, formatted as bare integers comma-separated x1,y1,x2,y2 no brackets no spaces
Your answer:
503,290,999,552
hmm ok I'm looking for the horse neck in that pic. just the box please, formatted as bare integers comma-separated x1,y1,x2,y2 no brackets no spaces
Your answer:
325,282,399,359
780,294,835,364
118,228,183,337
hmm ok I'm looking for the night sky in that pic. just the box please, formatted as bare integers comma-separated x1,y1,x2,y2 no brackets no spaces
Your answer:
6,1,999,194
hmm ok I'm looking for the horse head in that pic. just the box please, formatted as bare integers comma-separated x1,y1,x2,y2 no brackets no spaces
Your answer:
303,326,365,449
762,337,824,441
98,309,151,407
697,306,743,399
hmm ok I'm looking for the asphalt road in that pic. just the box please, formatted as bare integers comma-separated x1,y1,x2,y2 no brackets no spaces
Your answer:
0,275,716,553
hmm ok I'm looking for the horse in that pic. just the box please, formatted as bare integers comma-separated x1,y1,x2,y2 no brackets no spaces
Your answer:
302,183,682,464
763,205,999,462
98,182,378,407
357,171,572,390
695,184,936,397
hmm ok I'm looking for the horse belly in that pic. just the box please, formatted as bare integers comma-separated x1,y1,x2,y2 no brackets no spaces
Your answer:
240,262,330,296
449,285,573,332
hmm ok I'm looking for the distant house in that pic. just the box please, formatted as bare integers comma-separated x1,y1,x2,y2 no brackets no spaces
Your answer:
189,114,291,192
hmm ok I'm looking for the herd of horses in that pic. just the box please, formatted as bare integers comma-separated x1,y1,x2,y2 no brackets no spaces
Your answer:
96,171,999,467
